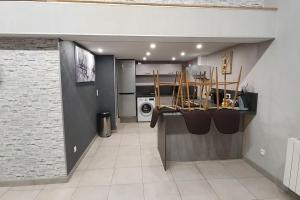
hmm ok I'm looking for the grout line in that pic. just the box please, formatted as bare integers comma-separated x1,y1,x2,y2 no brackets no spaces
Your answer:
168,163,183,200
0,188,10,199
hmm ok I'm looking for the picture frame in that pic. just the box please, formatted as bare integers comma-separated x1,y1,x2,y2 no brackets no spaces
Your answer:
221,50,233,75
75,46,95,83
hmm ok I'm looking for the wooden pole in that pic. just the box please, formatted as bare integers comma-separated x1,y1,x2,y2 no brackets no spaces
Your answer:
186,73,191,111
171,71,178,107
156,70,161,108
180,73,184,108
153,70,158,108
175,72,182,108
224,68,227,107
216,67,220,110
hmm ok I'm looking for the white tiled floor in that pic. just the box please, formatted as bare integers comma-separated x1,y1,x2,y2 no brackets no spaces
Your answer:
0,122,297,200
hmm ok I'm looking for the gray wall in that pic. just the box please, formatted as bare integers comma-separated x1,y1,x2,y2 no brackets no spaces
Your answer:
59,41,98,173
241,0,300,184
95,55,117,130
0,38,66,181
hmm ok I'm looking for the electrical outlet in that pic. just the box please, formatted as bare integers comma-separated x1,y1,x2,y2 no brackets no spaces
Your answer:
73,146,77,153
260,148,266,156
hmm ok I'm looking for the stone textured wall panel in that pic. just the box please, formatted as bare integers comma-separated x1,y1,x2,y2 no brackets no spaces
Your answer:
0,38,66,181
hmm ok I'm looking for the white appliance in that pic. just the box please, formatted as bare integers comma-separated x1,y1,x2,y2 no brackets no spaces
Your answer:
137,97,155,122
284,138,300,196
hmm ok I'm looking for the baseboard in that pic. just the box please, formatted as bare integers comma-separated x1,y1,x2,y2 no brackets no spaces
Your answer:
0,134,98,187
66,134,97,177
120,117,137,123
243,157,299,198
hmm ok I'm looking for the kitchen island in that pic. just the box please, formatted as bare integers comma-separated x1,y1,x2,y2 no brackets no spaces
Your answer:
156,92,258,170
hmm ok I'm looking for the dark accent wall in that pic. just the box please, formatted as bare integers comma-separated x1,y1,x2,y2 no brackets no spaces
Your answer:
95,55,117,130
59,41,98,173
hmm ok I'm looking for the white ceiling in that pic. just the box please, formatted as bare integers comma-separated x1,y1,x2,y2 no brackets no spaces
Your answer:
77,40,237,61
63,35,271,62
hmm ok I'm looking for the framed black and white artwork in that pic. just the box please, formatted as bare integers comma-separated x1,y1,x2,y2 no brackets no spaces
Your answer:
75,46,95,83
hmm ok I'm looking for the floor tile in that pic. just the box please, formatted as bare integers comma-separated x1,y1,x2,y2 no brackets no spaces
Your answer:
85,139,102,157
112,167,142,185
44,171,82,189
208,179,256,200
78,169,114,186
170,165,204,181
141,155,163,166
101,134,122,146
71,186,109,200
120,134,140,146
35,188,75,200
119,123,139,130
238,177,286,199
10,184,45,191
0,187,9,197
221,159,263,178
176,180,219,200
115,155,141,168
139,134,157,146
118,146,141,157
142,166,172,183
108,183,144,200
95,146,120,157
88,155,117,169
0,190,40,200
143,181,181,200
141,147,160,158
138,122,151,129
76,156,93,171
196,161,233,179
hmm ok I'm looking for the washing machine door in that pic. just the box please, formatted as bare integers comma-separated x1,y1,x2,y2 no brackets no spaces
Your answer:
140,102,153,116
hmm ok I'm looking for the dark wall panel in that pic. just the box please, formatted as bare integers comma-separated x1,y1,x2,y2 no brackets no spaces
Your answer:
59,41,97,173
95,55,117,130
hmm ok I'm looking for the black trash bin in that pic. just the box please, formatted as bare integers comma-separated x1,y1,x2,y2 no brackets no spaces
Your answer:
97,112,111,137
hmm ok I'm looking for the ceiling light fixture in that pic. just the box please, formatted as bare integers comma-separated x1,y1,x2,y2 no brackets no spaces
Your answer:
172,57,176,61
150,43,156,49
196,44,203,49
143,57,147,61
98,48,103,53
146,52,151,56
181,52,186,56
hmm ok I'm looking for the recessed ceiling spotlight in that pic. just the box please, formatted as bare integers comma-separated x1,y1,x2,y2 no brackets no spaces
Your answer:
143,57,147,61
196,44,203,49
181,52,186,56
172,57,176,61
146,52,151,56
150,43,156,49
98,48,103,53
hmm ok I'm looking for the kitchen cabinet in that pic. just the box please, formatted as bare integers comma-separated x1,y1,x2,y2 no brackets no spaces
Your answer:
136,64,181,75
158,64,181,75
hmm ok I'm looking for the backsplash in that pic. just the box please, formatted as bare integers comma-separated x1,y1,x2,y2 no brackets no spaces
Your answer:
0,38,66,181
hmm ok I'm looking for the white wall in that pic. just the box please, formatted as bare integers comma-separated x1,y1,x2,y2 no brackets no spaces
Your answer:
0,1,276,39
185,42,270,90
242,0,300,183
0,38,66,182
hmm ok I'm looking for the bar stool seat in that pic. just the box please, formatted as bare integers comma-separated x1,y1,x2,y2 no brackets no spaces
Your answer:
181,110,211,135
212,109,240,134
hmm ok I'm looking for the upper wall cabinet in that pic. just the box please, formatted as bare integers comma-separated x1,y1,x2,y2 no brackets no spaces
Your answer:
136,64,182,75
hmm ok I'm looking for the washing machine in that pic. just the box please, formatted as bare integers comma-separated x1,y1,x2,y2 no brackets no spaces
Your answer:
137,97,155,122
